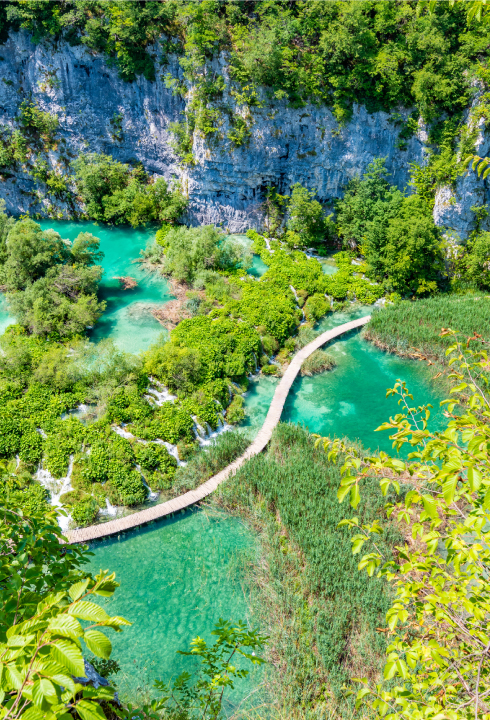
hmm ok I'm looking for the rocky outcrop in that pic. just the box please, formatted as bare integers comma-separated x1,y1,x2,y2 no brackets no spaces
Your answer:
0,31,488,237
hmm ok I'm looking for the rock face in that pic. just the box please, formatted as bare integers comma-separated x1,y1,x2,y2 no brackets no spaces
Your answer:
0,30,488,238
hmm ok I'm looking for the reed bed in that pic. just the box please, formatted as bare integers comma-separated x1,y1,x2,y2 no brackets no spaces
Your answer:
365,294,490,362
214,423,402,720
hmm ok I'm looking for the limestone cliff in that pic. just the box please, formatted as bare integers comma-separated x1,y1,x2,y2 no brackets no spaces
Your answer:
0,31,487,238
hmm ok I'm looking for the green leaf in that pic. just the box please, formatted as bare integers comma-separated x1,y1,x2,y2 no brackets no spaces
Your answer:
337,483,351,503
84,630,112,659
69,601,110,623
48,615,83,640
69,578,91,603
51,638,85,676
421,494,438,519
350,484,361,509
467,466,482,492
19,707,46,720
76,698,107,720
32,678,58,709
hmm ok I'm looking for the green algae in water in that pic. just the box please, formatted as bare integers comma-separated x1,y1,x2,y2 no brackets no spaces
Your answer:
39,221,172,353
87,508,265,715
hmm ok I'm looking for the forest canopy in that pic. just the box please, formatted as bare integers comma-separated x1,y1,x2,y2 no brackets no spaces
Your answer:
3,0,488,124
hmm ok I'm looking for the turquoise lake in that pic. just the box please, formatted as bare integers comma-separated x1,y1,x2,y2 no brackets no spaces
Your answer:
242,307,445,455
87,509,266,715
39,221,172,353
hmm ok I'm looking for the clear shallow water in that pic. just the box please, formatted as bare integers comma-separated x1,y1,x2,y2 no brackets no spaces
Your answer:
39,221,172,353
243,307,445,455
0,295,15,334
88,508,265,713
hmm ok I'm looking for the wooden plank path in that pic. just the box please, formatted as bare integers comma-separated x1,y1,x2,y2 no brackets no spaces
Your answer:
67,315,370,544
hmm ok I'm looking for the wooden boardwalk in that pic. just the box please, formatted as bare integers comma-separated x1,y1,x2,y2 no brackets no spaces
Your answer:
67,315,370,544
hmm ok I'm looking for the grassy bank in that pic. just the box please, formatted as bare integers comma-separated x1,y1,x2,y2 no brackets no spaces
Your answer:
213,423,402,719
365,295,490,362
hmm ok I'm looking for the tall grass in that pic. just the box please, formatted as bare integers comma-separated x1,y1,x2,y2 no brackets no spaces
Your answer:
366,295,490,362
157,430,250,502
215,423,402,719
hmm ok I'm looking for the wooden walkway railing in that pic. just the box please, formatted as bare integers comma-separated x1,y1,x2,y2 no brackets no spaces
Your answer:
67,315,370,544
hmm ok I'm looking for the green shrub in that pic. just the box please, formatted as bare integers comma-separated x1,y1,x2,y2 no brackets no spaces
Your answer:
161,225,251,284
71,496,100,527
106,460,147,506
463,231,490,289
287,183,331,248
226,394,245,424
304,293,329,322
19,430,43,464
73,153,187,226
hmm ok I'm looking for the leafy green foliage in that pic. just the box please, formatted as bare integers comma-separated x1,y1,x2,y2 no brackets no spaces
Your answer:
0,213,105,338
317,334,490,720
5,2,487,165
73,153,187,226
148,315,261,388
463,230,490,289
18,98,58,143
336,160,444,295
153,619,266,720
159,225,251,284
287,183,330,248
0,506,129,719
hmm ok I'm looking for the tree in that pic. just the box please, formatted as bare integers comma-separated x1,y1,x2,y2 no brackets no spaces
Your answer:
315,330,490,720
2,220,71,291
73,154,188,226
162,225,251,284
464,231,490,290
261,185,287,238
0,217,106,338
287,183,329,248
0,507,129,719
380,195,444,295
336,158,403,256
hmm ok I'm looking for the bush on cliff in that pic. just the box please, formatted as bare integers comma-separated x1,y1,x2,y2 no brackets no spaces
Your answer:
73,153,187,226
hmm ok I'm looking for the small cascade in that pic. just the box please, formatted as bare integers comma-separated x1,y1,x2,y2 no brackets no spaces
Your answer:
99,497,119,518
105,498,118,516
154,439,186,467
290,284,306,322
145,377,177,406
114,425,135,440
195,417,234,447
36,456,75,531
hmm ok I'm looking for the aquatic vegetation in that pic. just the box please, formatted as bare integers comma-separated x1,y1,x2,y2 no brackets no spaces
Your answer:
216,423,402,714
366,294,490,361
300,349,335,376
170,430,250,498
